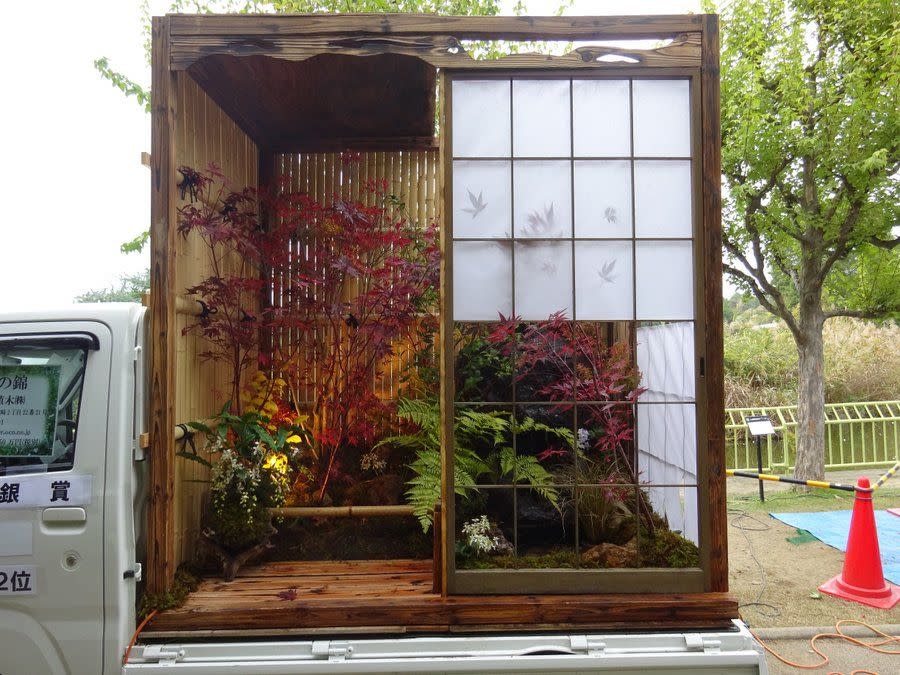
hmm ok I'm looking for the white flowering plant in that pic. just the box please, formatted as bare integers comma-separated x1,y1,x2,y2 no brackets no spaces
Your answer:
183,394,311,552
459,515,513,558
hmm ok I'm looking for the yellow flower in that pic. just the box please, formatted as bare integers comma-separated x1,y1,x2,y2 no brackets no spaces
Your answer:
263,452,288,474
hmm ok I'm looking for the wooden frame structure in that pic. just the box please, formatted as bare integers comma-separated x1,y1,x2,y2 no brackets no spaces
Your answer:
148,11,729,632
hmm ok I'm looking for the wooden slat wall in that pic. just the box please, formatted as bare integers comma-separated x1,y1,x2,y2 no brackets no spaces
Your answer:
172,73,258,566
274,150,440,405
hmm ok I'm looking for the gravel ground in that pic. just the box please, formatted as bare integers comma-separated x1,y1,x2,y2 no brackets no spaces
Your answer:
727,473,900,630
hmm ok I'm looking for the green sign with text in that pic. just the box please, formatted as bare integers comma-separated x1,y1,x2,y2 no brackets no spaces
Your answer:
0,365,60,456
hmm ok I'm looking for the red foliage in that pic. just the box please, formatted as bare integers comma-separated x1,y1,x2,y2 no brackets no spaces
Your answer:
487,311,645,460
177,164,439,503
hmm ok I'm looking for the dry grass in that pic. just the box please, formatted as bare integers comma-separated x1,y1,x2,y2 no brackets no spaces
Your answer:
724,319,900,409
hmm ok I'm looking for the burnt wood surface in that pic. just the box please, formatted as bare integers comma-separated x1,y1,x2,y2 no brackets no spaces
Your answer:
168,13,704,40
701,15,727,592
147,16,178,595
188,53,437,150
147,560,738,634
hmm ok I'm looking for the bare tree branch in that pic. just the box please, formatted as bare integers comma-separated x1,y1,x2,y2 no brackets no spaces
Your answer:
818,195,865,283
869,235,899,250
722,234,802,340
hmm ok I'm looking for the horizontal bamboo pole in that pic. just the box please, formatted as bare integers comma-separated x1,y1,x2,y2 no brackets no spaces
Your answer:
139,417,219,450
268,505,416,518
141,292,206,317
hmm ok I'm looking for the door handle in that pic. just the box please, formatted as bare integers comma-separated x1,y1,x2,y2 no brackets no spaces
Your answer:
42,507,87,523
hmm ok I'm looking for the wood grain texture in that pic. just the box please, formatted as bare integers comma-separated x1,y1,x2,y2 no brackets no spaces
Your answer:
701,14,727,592
171,73,259,568
167,13,704,40
147,16,177,595
170,31,701,73
146,560,737,633
187,53,436,151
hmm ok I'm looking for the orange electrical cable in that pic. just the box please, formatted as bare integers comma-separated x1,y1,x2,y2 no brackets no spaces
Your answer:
123,609,158,665
748,619,900,675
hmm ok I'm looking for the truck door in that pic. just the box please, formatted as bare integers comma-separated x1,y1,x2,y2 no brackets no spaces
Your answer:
0,322,111,675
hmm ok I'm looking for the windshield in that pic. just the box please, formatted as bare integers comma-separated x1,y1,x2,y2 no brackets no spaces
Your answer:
0,343,88,475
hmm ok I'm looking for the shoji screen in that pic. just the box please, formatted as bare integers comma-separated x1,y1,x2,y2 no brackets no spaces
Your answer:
446,73,702,593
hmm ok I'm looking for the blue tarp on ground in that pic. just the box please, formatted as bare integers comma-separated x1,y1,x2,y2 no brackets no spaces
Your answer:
769,510,899,585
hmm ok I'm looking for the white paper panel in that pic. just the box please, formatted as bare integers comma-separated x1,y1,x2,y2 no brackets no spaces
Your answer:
514,241,573,319
637,322,695,401
574,160,632,238
574,241,633,320
453,241,512,320
452,80,511,157
633,79,691,157
638,403,697,486
635,241,694,320
452,161,512,238
513,161,572,238
572,79,631,157
513,79,571,157
634,160,692,237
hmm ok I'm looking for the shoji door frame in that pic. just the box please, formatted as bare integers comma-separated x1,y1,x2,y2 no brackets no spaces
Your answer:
438,24,721,596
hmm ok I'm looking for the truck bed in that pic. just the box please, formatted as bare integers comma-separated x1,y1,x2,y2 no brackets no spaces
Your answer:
145,560,738,637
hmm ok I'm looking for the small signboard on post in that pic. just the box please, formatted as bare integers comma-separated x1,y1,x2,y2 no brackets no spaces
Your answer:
745,414,776,502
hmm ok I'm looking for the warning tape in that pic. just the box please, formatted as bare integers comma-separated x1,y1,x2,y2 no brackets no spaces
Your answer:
872,461,899,491
726,469,861,493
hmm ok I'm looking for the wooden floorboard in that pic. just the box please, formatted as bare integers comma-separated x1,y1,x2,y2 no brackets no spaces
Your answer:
149,559,739,634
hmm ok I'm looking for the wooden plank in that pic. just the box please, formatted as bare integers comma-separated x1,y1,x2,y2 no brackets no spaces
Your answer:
149,591,738,633
168,13,704,40
147,15,178,595
438,71,453,596
233,559,432,577
701,14,727,593
269,505,416,517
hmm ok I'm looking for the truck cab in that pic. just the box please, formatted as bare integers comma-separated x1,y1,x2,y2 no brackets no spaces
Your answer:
0,304,146,675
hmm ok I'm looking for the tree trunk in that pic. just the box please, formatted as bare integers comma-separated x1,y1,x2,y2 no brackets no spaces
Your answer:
794,307,826,481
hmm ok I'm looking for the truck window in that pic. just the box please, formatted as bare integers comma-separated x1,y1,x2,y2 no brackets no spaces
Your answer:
0,343,88,475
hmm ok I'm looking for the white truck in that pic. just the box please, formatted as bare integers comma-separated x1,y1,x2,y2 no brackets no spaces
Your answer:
0,304,767,674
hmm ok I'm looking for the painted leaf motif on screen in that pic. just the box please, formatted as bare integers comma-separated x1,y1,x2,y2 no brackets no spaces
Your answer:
596,259,618,286
462,188,487,218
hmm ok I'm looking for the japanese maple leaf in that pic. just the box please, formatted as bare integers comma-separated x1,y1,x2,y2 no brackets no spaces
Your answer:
596,259,618,286
462,189,487,218
526,202,556,235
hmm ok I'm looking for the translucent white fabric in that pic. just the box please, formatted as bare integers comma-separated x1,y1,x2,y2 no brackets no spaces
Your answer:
636,322,695,401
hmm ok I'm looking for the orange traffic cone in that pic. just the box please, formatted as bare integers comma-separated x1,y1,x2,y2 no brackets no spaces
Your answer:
818,477,900,609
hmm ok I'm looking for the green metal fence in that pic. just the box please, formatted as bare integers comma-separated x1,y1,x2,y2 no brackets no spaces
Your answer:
725,401,900,472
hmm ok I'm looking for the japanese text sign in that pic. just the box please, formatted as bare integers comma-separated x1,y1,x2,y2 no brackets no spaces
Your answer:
0,365,60,456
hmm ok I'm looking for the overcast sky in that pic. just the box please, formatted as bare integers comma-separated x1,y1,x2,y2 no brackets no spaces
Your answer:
0,0,701,310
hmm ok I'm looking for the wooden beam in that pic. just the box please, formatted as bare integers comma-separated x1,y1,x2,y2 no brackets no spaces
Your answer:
169,26,701,71
269,505,416,518
167,13,704,40
701,14,727,593
273,136,439,153
147,15,178,595
148,589,738,633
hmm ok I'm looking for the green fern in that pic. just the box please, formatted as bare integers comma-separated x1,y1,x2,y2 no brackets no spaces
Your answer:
380,398,569,531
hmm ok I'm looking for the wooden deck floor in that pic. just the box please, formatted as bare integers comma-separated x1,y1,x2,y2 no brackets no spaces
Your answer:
147,559,738,636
